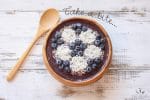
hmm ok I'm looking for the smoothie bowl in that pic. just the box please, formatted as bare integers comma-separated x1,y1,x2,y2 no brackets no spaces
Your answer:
43,17,112,87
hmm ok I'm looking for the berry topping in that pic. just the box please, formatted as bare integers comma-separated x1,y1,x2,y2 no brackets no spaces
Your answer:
71,51,76,57
63,60,70,67
82,26,88,32
87,59,94,65
68,39,87,57
69,42,76,50
75,45,80,51
58,65,64,70
100,38,105,44
86,67,92,73
51,43,57,49
55,31,61,39
57,39,64,45
94,57,100,64
72,24,77,30
76,28,82,34
80,43,87,50
51,38,57,43
77,51,83,56
92,63,97,69
56,59,63,65
94,39,101,46
96,35,101,40
75,39,82,45
100,44,105,50
76,23,82,29
64,67,71,73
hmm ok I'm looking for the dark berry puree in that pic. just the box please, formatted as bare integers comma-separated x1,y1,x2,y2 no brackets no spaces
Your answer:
46,18,109,81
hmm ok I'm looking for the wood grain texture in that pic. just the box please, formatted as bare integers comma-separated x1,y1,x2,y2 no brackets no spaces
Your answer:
0,0,150,100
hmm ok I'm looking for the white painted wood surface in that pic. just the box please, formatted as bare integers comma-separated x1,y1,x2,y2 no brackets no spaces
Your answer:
0,0,150,100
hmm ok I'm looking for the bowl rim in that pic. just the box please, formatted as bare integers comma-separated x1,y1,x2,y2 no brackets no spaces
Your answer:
43,17,112,87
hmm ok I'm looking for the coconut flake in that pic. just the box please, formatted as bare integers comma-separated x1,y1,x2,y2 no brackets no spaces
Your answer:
84,45,102,59
70,56,87,73
55,44,71,60
61,28,76,43
79,29,96,44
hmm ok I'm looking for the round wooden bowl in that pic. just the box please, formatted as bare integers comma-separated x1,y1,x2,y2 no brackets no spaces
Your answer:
43,17,112,87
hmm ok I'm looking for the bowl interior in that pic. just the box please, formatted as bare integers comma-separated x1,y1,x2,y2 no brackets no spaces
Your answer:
43,17,112,86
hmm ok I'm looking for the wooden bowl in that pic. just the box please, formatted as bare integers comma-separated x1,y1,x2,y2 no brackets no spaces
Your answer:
43,17,112,87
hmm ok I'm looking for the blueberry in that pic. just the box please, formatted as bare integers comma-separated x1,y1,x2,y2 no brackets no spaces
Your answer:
63,60,70,67
80,43,87,50
96,35,101,40
51,43,57,49
87,59,94,65
76,23,82,29
56,59,63,65
94,58,100,64
92,63,97,69
75,45,80,51
86,67,92,73
94,39,101,46
76,28,82,34
75,39,82,45
82,26,88,32
79,44,84,50
69,42,76,50
100,38,106,44
61,63,66,68
57,39,64,45
73,50,78,55
100,44,105,50
51,38,57,43
64,67,71,73
72,24,77,30
71,51,76,57
55,31,61,39
58,65,64,70
77,51,83,56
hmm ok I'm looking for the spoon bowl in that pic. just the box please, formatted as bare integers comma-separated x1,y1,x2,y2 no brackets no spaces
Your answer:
40,8,60,31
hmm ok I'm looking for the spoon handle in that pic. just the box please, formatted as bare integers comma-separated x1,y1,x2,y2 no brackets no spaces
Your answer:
7,36,39,81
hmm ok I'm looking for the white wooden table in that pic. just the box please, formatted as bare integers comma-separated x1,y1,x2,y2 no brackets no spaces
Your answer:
0,0,150,100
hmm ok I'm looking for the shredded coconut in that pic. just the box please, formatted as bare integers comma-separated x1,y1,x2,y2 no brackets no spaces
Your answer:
79,29,96,44
70,56,87,72
61,28,76,43
84,45,102,59
55,44,71,60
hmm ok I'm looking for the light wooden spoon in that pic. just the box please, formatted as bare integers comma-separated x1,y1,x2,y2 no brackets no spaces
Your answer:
7,8,59,81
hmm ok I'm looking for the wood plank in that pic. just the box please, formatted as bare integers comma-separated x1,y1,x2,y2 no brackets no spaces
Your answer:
0,0,150,99
0,69,150,100
0,0,150,12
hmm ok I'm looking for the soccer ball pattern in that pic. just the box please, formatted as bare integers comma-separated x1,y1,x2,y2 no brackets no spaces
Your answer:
51,23,105,75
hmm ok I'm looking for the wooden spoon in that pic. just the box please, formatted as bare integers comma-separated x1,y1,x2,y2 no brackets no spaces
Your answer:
7,8,59,81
